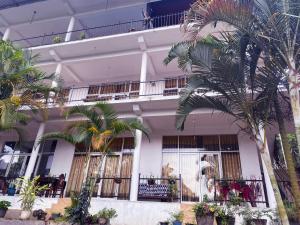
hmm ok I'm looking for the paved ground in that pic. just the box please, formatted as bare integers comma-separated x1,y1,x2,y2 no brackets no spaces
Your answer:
0,219,45,225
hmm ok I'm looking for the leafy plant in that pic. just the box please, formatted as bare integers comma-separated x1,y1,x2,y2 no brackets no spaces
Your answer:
169,211,184,222
64,182,91,225
53,36,61,43
193,203,217,217
96,207,118,219
285,201,298,222
17,176,48,211
215,206,235,225
79,32,86,40
0,201,11,210
238,206,277,224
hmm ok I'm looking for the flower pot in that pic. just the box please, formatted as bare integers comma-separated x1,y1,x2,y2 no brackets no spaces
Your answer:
0,208,7,218
246,219,267,225
20,210,31,220
98,218,110,225
196,215,214,225
147,179,155,185
160,222,169,225
173,220,182,225
216,216,235,225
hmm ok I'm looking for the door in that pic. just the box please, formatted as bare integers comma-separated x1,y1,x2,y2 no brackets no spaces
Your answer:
199,153,221,201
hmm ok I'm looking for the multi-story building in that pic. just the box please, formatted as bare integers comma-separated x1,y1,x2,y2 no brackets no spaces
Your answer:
0,1,281,224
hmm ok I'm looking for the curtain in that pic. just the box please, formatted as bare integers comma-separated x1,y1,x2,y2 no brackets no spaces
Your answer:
101,155,119,197
118,154,133,199
222,152,242,179
66,156,85,196
220,135,239,151
180,154,200,202
162,136,178,149
203,135,219,151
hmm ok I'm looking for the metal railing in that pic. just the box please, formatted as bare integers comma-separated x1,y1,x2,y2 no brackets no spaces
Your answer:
138,174,182,202
0,0,45,10
48,76,188,105
96,177,131,200
213,178,269,207
12,11,185,48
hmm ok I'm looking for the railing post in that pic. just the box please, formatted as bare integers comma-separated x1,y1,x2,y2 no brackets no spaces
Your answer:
65,16,76,42
261,174,270,207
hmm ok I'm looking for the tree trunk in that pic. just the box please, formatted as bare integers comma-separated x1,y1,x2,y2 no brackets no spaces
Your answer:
82,146,92,185
274,96,300,222
288,61,300,170
255,131,290,225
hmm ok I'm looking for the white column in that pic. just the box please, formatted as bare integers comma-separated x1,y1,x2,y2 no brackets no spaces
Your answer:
130,117,143,201
65,16,76,42
24,123,45,179
2,27,10,41
52,63,62,88
139,52,148,97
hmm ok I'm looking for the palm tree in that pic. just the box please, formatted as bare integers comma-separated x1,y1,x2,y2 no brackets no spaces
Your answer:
0,40,57,134
42,102,149,186
164,36,290,224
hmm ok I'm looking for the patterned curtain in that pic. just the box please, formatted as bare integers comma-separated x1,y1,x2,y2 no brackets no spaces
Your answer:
118,154,133,199
101,155,120,197
222,152,242,179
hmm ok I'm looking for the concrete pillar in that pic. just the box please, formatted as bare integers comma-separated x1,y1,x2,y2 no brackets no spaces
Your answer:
52,63,62,88
65,16,76,42
2,27,10,41
130,117,143,201
139,52,148,97
24,123,45,179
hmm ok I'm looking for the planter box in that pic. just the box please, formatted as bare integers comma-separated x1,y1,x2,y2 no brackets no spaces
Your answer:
196,215,214,225
216,216,235,225
246,219,267,225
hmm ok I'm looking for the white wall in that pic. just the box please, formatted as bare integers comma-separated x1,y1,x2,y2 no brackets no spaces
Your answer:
139,134,162,177
49,140,75,181
238,133,261,179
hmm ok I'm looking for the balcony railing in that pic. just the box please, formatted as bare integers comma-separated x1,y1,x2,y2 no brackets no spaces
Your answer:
138,174,182,202
49,76,189,105
95,177,131,200
212,178,269,207
12,11,185,48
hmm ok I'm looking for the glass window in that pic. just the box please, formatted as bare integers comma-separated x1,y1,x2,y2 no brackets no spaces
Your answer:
0,154,12,176
40,140,57,153
14,142,34,154
36,154,54,176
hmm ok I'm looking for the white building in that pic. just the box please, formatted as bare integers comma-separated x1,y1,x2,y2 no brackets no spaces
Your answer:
0,1,279,224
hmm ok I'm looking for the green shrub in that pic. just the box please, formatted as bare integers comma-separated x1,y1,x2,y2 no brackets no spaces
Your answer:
0,201,11,210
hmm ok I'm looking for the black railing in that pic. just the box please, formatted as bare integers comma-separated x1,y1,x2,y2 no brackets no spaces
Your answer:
213,178,269,207
96,177,131,200
138,174,182,202
12,11,185,48
277,180,300,204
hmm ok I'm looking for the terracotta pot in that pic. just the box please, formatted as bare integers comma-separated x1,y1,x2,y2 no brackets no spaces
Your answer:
246,219,267,225
0,208,7,218
20,210,31,220
216,216,235,225
196,214,214,225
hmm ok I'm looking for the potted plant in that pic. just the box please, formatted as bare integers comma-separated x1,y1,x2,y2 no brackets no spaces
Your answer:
193,202,217,225
17,176,49,220
96,208,117,225
79,32,86,40
33,209,47,220
147,176,155,185
168,177,178,202
0,200,11,218
169,211,184,225
53,36,62,43
238,206,275,225
215,207,235,225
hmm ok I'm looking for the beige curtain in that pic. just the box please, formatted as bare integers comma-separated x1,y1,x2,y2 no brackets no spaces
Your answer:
101,156,120,197
118,154,133,199
222,152,242,179
66,156,85,196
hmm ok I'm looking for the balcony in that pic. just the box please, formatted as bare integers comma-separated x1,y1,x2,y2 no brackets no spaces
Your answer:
49,76,190,105
11,12,184,49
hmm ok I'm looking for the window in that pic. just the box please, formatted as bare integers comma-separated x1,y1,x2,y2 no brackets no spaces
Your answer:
0,142,34,178
67,137,134,199
162,135,241,202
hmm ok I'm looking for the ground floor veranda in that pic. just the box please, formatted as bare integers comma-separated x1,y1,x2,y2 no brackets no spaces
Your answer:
0,111,279,225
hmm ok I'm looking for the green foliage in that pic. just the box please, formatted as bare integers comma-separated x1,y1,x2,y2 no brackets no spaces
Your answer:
238,206,277,223
0,40,57,135
16,176,49,211
53,36,61,43
0,201,11,210
96,207,118,219
64,182,91,225
284,201,298,222
193,203,217,217
169,211,184,222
